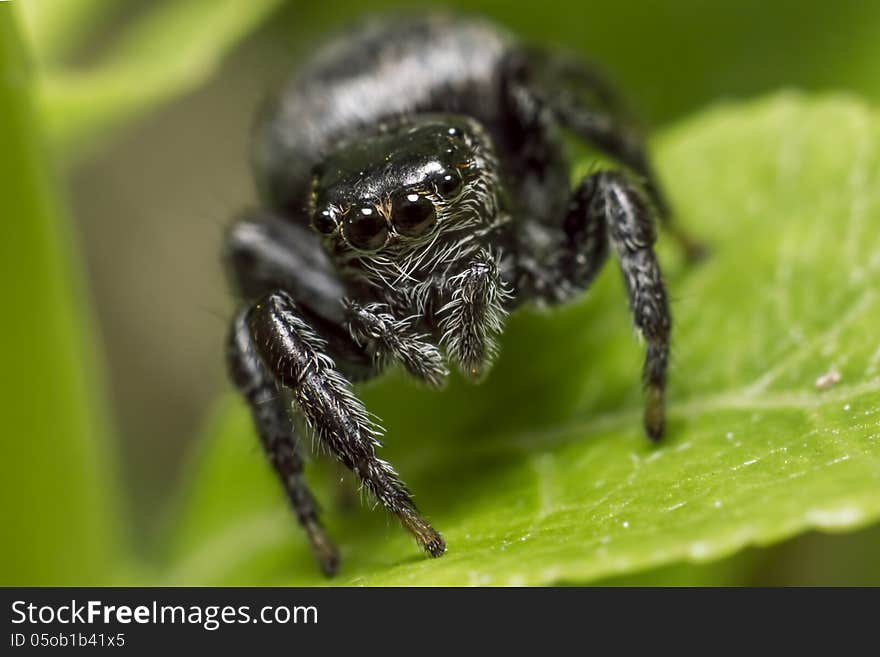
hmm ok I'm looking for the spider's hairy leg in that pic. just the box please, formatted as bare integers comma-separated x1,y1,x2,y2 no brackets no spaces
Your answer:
246,290,446,558
227,310,339,575
550,171,671,441
505,48,707,262
439,248,512,380
344,300,448,387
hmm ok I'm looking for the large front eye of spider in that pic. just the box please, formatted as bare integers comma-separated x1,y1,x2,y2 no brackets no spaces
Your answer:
344,206,389,250
392,191,436,237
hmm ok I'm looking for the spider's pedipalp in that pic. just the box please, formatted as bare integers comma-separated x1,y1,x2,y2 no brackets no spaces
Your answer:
439,247,512,380
345,300,449,386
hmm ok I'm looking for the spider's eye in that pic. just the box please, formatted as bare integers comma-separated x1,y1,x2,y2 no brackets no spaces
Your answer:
312,208,338,235
392,192,436,237
435,169,463,197
344,206,388,250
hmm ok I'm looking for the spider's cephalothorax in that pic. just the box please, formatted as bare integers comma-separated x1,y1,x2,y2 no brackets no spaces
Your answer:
225,14,702,575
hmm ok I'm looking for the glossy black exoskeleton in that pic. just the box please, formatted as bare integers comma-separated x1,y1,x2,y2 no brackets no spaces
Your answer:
225,14,701,575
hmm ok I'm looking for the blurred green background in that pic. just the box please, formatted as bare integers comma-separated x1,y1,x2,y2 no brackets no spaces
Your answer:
3,0,880,585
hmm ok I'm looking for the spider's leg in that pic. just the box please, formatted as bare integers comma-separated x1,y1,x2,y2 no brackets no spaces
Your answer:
227,311,339,575
225,213,444,565
344,300,448,387
438,248,512,380
531,171,671,441
504,48,707,261
245,290,445,557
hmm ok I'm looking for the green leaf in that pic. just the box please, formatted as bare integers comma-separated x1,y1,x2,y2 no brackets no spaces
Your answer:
35,0,285,150
0,6,122,585
166,92,880,586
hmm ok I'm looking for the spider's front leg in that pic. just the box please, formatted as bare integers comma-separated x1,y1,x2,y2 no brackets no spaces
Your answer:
537,171,671,440
226,215,445,572
439,248,512,380
344,300,448,387
228,311,340,574
244,291,446,557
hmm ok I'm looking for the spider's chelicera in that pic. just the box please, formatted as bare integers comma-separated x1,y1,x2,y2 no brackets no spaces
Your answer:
225,14,702,575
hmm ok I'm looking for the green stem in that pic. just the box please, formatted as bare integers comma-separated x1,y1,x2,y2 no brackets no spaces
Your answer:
0,6,122,585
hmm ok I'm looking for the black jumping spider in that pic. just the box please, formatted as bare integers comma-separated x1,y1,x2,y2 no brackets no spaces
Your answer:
225,14,700,575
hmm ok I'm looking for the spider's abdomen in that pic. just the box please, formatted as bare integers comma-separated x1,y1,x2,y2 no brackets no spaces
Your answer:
254,14,513,216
